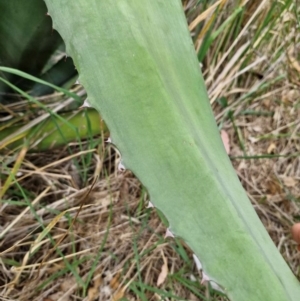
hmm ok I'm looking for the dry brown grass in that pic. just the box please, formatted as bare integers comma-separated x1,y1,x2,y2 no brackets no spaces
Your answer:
1,146,214,301
1,0,300,300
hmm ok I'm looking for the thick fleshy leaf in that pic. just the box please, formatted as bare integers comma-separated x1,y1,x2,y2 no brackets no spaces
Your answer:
44,1,300,300
0,0,74,99
0,108,104,151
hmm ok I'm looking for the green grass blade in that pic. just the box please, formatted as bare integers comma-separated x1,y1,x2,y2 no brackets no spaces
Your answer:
0,67,81,102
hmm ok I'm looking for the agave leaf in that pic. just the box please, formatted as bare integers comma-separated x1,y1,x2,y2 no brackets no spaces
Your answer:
31,56,78,96
0,109,104,151
0,0,71,99
44,1,300,300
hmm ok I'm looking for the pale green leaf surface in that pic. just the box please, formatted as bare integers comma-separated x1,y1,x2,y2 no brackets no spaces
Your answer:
44,1,300,300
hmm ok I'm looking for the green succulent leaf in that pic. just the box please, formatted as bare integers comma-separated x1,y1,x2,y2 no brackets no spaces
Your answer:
44,1,300,300
0,0,78,99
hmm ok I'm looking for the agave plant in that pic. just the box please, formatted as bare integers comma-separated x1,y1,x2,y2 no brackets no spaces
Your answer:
42,1,300,301
0,0,67,98
0,0,99,151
